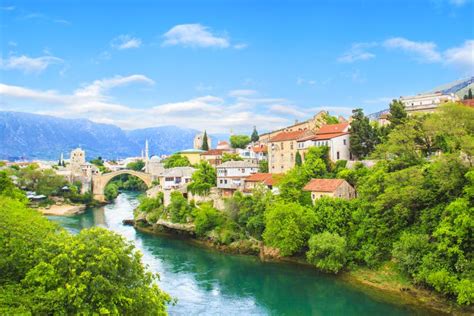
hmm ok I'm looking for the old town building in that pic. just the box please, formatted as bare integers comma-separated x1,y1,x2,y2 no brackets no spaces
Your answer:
303,178,356,204
216,161,258,197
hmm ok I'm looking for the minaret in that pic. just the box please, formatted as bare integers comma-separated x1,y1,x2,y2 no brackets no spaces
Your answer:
144,140,150,173
60,152,64,166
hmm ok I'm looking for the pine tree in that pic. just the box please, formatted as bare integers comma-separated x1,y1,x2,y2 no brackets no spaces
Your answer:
388,99,407,127
295,151,302,166
251,126,259,142
349,108,379,159
468,88,473,100
201,131,209,151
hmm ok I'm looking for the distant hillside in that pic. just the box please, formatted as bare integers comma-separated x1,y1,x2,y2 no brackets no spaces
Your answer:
0,112,220,161
427,76,474,99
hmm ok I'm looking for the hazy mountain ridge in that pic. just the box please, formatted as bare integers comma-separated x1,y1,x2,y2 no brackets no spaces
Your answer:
0,112,206,160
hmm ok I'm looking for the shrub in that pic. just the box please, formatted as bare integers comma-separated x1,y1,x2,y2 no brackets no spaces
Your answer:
306,232,347,274
194,204,225,237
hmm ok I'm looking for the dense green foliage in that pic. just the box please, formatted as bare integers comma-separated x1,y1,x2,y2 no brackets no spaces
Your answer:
163,154,191,168
127,159,145,171
90,156,111,173
221,152,243,163
187,161,216,195
307,232,347,273
349,108,379,159
295,151,302,166
168,191,193,223
230,135,251,149
104,174,148,201
0,177,170,314
15,165,67,196
258,160,268,173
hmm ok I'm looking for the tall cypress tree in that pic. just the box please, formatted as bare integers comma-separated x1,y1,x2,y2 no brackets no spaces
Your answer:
468,88,473,100
349,108,379,159
251,126,259,142
201,131,209,151
295,151,302,166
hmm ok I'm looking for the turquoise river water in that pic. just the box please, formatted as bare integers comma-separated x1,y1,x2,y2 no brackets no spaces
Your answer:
49,191,437,316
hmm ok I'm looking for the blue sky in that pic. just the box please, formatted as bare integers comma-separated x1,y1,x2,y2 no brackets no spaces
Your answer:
1,0,473,133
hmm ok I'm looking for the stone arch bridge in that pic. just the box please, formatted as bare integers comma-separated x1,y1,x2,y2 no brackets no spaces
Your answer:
92,170,153,202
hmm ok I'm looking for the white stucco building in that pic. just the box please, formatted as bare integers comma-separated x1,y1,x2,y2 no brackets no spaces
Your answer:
297,123,352,161
400,92,459,114
216,161,259,197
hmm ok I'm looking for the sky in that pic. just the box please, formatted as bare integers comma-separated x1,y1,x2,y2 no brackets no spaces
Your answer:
0,0,473,133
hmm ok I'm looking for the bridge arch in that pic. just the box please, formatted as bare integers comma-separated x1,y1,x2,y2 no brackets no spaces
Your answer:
92,170,153,202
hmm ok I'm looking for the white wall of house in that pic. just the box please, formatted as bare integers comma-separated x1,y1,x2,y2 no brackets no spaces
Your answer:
298,134,351,161
217,166,258,189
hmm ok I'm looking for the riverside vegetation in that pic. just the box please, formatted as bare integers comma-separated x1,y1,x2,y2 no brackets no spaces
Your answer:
134,103,473,309
0,171,171,315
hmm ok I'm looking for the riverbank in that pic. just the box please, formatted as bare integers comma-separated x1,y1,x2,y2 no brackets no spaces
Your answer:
37,203,87,216
134,223,472,315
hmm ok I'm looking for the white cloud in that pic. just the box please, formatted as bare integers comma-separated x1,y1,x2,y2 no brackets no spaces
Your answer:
296,77,317,86
0,6,15,10
74,75,155,98
228,89,257,97
233,43,248,50
0,55,63,73
111,34,142,50
269,104,307,117
449,0,470,6
443,40,474,71
162,24,230,48
338,42,377,63
383,37,441,62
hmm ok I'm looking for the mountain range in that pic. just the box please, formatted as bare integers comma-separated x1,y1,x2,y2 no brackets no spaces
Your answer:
0,111,225,161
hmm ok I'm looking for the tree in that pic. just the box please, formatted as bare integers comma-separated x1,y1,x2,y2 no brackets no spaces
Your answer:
201,130,209,151
0,195,171,315
104,183,119,201
168,191,193,223
193,203,225,237
221,152,243,163
295,151,302,166
258,160,269,173
163,154,191,168
251,126,259,142
387,99,407,127
187,161,216,195
349,108,379,159
127,160,145,171
263,202,316,256
307,232,347,274
230,135,251,149
464,88,473,100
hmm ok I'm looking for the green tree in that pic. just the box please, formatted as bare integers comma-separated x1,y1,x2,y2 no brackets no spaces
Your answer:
258,160,268,173
230,135,251,149
201,130,209,151
392,232,432,277
0,171,27,203
263,201,316,256
0,196,170,315
104,183,119,201
251,126,259,142
163,154,191,168
127,159,145,171
349,108,379,159
295,151,302,166
307,232,347,274
193,203,225,237
221,152,243,163
387,99,407,127
187,161,216,195
168,191,193,223
90,156,104,167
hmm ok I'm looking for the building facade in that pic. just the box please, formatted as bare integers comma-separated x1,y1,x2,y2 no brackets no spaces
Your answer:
303,178,356,204
268,130,310,173
193,133,212,150
216,161,259,197
297,122,351,162
159,167,196,190
400,92,459,114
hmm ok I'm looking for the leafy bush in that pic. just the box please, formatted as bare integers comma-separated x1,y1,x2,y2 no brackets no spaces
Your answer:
392,232,431,277
307,232,347,274
193,204,225,237
168,191,193,223
263,202,316,256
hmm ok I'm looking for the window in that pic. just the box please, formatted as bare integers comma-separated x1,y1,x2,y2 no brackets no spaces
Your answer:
336,151,340,160
224,179,228,184
290,142,293,150
343,139,347,145
290,153,294,161
281,142,284,150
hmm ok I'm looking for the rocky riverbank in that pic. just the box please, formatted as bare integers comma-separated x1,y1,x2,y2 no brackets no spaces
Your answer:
133,219,473,316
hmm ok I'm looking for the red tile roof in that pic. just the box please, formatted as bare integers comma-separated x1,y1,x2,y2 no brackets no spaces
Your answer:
297,123,349,142
218,141,229,145
317,122,349,134
461,99,474,107
303,178,346,192
201,149,227,156
252,145,268,153
269,130,309,142
245,173,282,186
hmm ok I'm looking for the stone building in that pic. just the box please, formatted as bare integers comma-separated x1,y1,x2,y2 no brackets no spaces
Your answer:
268,130,310,174
193,132,212,150
303,178,356,204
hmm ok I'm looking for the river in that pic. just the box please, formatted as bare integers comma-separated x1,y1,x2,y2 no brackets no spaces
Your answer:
49,191,434,315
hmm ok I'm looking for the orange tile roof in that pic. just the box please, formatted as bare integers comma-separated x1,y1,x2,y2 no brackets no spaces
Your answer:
269,130,309,142
201,149,227,156
317,122,349,134
252,145,268,153
245,173,282,186
303,178,346,192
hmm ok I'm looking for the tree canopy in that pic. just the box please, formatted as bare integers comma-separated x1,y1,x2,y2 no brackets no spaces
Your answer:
163,154,191,168
230,135,251,149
